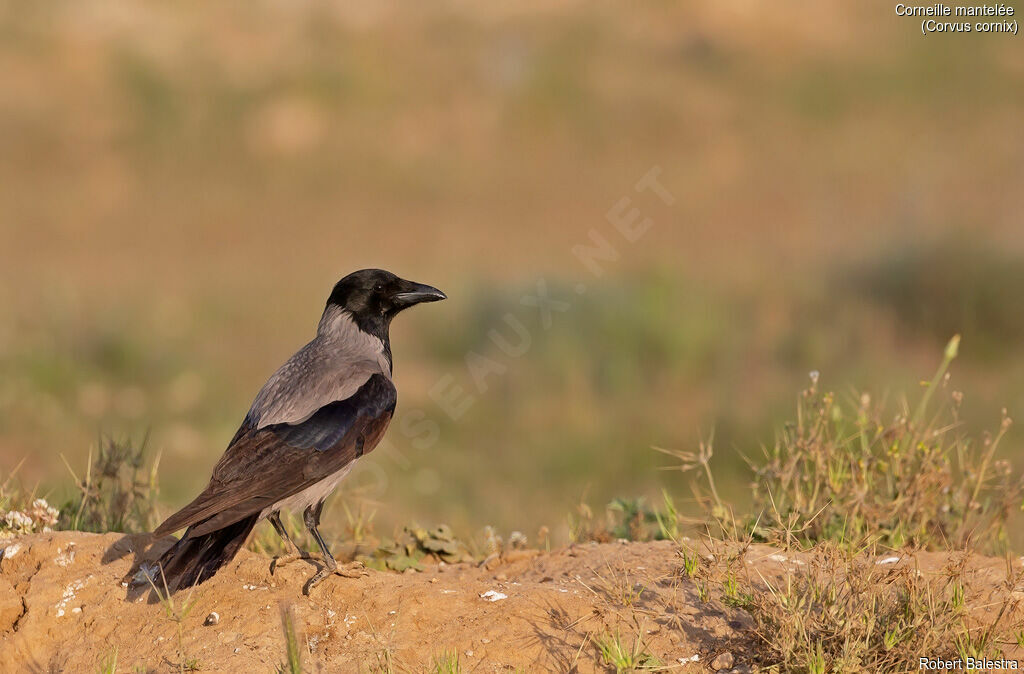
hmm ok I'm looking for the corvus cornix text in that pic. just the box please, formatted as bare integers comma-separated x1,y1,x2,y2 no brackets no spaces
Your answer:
152,269,445,594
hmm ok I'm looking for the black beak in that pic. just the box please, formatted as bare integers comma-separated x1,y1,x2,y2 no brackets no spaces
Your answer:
393,282,447,307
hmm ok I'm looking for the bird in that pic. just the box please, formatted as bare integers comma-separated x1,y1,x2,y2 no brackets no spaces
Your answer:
149,269,446,595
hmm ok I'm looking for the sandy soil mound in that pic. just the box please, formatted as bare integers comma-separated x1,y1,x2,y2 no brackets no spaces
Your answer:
0,532,751,672
1,532,1020,672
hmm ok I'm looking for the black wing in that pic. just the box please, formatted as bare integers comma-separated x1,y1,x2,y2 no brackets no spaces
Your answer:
154,374,396,537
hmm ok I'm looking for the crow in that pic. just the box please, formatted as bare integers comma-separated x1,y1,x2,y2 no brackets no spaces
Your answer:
150,269,445,595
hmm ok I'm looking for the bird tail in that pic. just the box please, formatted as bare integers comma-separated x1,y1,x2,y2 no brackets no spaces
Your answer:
154,514,259,594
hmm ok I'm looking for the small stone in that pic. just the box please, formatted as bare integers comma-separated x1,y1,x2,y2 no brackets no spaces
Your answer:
711,652,734,671
728,666,752,674
429,577,438,584
1,543,22,562
479,590,507,602
204,612,220,626
495,573,507,581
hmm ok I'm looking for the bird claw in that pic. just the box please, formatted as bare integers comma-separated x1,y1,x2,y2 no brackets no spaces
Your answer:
301,560,367,595
269,551,311,576
334,560,368,579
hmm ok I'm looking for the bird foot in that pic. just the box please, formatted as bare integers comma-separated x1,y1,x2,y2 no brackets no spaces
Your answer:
334,560,369,579
270,551,311,576
302,560,367,595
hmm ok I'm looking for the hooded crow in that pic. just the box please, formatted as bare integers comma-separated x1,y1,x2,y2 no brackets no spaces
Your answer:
151,269,446,594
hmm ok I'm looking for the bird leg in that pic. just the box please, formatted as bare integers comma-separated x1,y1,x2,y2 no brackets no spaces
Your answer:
301,501,366,595
268,511,311,575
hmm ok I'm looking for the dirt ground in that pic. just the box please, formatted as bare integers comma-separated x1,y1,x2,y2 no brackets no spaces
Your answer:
1,531,1021,673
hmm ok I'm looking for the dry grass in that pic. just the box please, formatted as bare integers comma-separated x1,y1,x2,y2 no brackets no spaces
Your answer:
659,336,1021,556
751,336,1018,554
59,436,161,534
743,545,1023,672
277,605,305,674
145,571,201,673
643,338,1024,672
594,629,661,673
430,650,461,674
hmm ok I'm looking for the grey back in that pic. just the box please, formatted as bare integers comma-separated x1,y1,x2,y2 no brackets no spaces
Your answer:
247,306,392,428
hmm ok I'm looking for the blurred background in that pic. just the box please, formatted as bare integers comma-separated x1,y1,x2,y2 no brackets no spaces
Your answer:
1,2,1022,542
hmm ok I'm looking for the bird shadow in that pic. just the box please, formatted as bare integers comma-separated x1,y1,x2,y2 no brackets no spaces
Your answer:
102,533,176,604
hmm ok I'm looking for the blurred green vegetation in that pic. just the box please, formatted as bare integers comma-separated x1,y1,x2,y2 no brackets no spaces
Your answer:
0,3,1022,544
845,238,1024,360
4,255,1024,543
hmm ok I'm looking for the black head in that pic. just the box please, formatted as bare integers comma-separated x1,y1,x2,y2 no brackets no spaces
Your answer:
326,269,446,340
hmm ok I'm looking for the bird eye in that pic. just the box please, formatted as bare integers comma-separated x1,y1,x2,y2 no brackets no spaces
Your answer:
374,284,384,292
